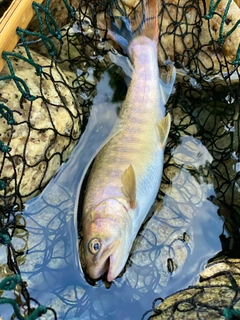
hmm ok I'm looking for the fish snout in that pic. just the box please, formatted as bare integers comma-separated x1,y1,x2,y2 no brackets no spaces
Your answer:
106,253,126,282
85,239,119,280
106,242,130,282
87,258,109,280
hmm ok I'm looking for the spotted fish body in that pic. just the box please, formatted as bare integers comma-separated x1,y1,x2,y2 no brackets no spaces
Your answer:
82,0,176,282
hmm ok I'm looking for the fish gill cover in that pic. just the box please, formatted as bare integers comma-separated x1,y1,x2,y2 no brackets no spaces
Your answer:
0,0,239,319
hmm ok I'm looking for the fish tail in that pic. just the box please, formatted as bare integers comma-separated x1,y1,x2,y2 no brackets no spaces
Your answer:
136,0,159,42
105,0,159,53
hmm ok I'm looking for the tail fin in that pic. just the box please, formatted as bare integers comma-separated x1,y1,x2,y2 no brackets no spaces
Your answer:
102,0,159,53
135,0,159,42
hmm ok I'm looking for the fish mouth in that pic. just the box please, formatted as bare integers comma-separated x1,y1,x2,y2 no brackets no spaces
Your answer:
106,255,114,282
87,253,124,282
89,255,116,282
106,254,124,282
87,258,109,280
86,244,113,280
86,240,124,281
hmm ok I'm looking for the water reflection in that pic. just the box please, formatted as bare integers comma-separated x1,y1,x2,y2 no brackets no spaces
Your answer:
1,72,223,319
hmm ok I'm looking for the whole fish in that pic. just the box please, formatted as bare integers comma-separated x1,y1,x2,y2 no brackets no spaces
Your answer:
82,0,176,282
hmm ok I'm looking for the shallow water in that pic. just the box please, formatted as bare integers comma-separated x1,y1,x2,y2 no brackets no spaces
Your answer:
0,71,224,320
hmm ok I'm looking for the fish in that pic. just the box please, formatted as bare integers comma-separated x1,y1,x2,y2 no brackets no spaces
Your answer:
81,0,176,282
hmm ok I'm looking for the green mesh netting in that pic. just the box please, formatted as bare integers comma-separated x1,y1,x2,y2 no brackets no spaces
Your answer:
0,0,240,319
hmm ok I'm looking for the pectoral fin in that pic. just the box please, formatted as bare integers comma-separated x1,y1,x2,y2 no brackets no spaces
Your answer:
121,164,137,209
157,113,171,148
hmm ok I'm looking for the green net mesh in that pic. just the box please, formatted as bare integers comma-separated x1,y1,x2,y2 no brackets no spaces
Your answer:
0,0,240,319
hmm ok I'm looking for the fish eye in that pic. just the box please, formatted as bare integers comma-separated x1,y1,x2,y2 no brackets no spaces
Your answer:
88,238,101,254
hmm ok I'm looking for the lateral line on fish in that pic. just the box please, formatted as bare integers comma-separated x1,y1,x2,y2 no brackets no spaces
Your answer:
101,66,148,197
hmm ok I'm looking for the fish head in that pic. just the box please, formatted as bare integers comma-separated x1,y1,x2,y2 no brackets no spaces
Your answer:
82,198,132,282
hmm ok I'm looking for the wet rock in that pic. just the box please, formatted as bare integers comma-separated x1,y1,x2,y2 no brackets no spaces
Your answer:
27,0,79,33
152,258,240,319
0,47,81,206
95,0,240,84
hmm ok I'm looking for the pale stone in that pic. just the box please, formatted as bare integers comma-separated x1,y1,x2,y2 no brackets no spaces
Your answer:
0,47,81,206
